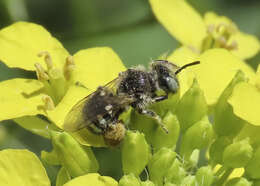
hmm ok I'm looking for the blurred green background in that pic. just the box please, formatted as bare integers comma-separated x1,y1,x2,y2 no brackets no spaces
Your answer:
0,0,260,184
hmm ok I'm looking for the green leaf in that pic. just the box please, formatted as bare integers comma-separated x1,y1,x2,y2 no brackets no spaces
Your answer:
0,149,50,186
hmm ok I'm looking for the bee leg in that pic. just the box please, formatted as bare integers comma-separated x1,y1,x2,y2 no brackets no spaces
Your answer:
137,108,169,134
153,95,168,102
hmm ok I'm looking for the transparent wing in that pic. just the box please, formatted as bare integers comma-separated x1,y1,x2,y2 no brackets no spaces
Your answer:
63,76,122,132
63,93,94,132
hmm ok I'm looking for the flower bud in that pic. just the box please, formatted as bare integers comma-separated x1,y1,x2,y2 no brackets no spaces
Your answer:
225,177,252,186
180,116,214,160
176,79,208,132
245,146,260,179
164,183,177,186
209,136,232,164
165,159,186,185
41,149,60,165
119,174,140,186
121,131,151,176
223,138,253,168
195,166,214,186
180,175,197,186
51,131,99,177
151,112,180,151
140,180,155,186
214,71,247,137
130,110,157,144
148,148,176,186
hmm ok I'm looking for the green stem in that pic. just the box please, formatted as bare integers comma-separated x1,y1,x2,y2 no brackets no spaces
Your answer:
214,168,233,186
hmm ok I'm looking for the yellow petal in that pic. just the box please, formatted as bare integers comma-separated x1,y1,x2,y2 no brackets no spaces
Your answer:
47,85,105,147
167,46,199,96
0,22,69,70
194,49,255,105
64,173,117,186
256,64,260,90
0,78,44,121
47,85,91,129
230,32,260,59
149,0,207,50
228,82,260,126
204,12,232,26
14,116,57,139
73,47,126,90
0,149,50,186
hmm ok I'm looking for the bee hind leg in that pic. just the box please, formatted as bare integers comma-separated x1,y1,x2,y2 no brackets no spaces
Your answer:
137,108,168,134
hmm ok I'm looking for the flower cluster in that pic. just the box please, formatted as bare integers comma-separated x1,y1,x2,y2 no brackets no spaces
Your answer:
0,0,260,185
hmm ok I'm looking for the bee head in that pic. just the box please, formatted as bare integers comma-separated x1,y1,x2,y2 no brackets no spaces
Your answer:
151,60,200,94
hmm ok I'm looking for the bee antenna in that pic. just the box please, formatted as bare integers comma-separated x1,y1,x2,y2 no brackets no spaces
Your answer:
175,61,200,75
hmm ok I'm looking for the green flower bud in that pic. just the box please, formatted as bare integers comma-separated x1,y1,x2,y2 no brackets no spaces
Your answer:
122,131,151,176
195,166,214,186
209,136,232,164
180,116,214,160
140,180,155,186
180,175,197,186
151,112,180,151
245,146,260,179
223,138,253,168
130,110,157,144
148,148,176,186
56,167,71,186
51,131,99,177
119,174,140,186
176,79,208,132
164,183,177,186
41,149,60,165
214,71,247,137
151,92,180,116
225,177,252,186
165,159,186,184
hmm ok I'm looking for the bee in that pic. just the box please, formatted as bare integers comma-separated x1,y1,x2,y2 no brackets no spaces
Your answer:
63,60,200,146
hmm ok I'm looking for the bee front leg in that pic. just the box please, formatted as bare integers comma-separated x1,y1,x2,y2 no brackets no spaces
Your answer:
137,108,169,134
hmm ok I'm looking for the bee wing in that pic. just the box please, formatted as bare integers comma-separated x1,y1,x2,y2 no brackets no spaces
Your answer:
103,76,122,93
63,93,94,132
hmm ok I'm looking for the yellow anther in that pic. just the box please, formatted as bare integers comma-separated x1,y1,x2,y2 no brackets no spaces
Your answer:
227,40,238,51
34,63,49,81
217,36,227,48
207,24,215,34
38,51,53,70
64,56,75,80
42,95,55,110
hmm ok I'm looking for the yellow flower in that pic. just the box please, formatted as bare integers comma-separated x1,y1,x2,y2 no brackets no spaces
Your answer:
228,64,260,126
149,0,260,59
166,47,255,105
0,22,125,146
